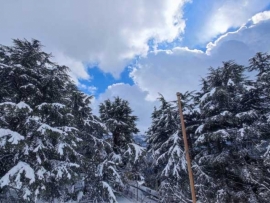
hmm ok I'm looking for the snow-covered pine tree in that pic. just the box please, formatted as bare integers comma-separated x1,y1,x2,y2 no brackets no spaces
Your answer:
99,97,144,192
146,94,197,202
69,89,121,203
182,91,201,160
0,39,117,202
99,97,143,161
99,97,139,152
244,52,270,202
194,60,269,202
142,106,160,189
248,52,270,124
0,39,85,202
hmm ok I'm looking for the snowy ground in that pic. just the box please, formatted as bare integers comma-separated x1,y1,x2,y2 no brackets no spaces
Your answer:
117,196,134,203
117,182,158,203
117,195,158,203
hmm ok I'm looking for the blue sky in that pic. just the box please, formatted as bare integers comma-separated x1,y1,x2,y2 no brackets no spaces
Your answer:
76,0,270,98
78,64,134,95
1,0,270,131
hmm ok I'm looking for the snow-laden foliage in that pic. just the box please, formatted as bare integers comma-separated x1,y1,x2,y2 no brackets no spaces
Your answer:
99,97,144,192
101,181,117,203
146,94,198,202
99,97,139,152
0,39,118,202
144,56,270,203
124,143,145,164
0,128,24,146
1,39,270,203
194,60,270,202
0,39,84,202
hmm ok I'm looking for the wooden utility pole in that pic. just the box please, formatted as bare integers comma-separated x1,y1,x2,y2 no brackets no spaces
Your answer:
176,92,197,203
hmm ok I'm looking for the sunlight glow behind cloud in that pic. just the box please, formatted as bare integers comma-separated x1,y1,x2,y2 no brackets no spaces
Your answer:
0,0,188,78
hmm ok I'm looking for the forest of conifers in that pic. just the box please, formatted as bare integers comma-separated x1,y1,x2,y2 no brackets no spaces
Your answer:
0,39,270,203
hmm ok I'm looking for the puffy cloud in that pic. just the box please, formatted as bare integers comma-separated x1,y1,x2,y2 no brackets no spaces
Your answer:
53,52,90,85
0,0,187,78
131,47,205,101
87,86,98,95
93,13,270,132
93,83,158,133
206,19,270,55
252,10,270,24
2,1,269,133
131,19,270,101
183,0,269,45
79,84,97,95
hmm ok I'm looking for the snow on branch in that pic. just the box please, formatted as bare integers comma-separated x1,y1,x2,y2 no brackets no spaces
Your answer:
102,181,117,203
195,124,205,134
125,143,145,163
37,124,64,135
0,101,32,112
36,102,66,110
50,161,79,180
0,161,35,188
0,128,24,146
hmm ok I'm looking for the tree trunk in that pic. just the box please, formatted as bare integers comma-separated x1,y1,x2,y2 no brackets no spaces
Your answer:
113,131,120,153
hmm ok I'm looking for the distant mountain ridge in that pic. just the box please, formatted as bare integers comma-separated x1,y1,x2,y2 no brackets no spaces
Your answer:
133,134,147,147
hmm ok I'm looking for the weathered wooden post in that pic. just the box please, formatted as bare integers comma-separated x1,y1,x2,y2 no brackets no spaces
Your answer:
176,92,197,203
137,178,138,202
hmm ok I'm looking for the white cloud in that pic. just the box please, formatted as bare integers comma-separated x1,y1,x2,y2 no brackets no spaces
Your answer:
0,0,188,78
94,13,270,132
53,52,90,84
87,86,98,95
93,83,158,133
191,0,269,44
79,84,97,95
131,19,270,101
131,48,206,101
251,10,270,24
1,1,269,133
206,17,270,55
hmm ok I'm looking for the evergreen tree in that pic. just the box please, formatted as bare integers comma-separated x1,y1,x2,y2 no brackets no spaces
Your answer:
99,97,144,165
146,94,197,202
0,39,83,202
99,97,144,193
245,52,270,202
248,52,270,122
70,89,121,203
0,39,119,202
99,97,139,153
194,60,270,202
